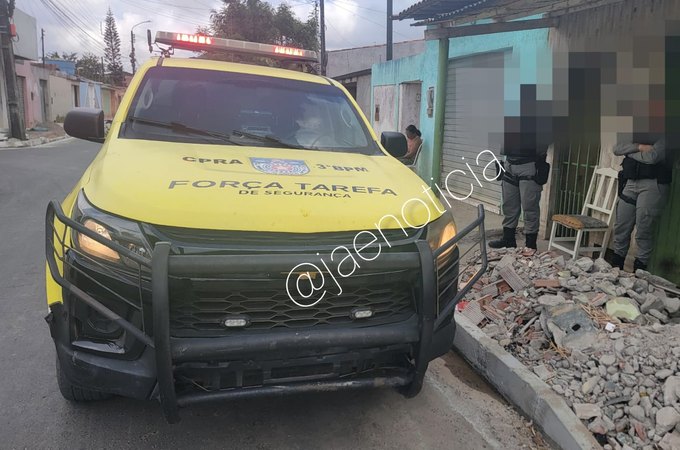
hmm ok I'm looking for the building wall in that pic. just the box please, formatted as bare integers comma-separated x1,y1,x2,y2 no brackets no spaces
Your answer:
15,61,52,128
549,0,679,170
45,60,77,76
101,87,124,120
49,74,78,121
372,29,552,188
398,82,422,132
13,9,39,61
327,40,426,78
355,74,372,118
372,51,431,173
549,0,680,265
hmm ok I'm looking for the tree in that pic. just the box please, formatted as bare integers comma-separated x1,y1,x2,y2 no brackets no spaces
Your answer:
103,8,124,85
76,53,103,81
204,0,319,66
46,51,78,62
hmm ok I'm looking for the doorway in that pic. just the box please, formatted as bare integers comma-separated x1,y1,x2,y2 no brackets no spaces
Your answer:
398,82,422,134
39,79,49,123
551,53,607,225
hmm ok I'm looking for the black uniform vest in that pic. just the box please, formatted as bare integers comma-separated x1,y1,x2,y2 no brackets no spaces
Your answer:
621,156,672,184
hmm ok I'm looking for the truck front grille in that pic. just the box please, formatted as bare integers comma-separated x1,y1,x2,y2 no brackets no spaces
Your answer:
168,274,417,337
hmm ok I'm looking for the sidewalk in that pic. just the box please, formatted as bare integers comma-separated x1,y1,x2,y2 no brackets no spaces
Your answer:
0,122,69,148
448,198,550,262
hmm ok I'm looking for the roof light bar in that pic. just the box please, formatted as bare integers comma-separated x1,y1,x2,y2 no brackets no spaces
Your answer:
154,31,319,62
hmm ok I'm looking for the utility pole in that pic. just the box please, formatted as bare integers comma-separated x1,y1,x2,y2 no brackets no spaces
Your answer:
130,20,151,74
319,0,326,75
0,0,26,139
386,0,393,61
101,56,105,83
130,29,135,74
41,28,45,68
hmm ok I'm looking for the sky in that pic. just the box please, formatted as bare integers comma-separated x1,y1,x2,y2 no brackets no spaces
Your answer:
20,0,423,71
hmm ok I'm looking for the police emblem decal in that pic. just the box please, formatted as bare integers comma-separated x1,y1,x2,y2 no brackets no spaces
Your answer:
250,158,310,176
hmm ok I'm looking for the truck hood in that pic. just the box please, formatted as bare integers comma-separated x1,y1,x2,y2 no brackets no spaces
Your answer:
82,139,444,233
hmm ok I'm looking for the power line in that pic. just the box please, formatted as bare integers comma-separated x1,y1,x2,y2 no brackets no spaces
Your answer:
124,0,211,12
327,0,410,39
325,20,361,49
39,0,106,54
333,0,385,14
117,0,210,28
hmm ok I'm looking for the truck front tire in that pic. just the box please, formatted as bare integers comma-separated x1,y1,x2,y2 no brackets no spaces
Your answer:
56,357,112,402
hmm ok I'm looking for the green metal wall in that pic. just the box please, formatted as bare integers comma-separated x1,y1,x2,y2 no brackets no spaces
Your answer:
650,36,680,285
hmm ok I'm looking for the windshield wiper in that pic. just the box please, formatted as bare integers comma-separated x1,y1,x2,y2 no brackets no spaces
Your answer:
127,116,244,145
232,130,304,149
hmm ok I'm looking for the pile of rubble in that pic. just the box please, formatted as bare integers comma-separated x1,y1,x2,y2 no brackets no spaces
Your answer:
458,248,680,450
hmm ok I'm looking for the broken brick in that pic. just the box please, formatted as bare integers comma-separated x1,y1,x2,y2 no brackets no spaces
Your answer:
534,279,561,289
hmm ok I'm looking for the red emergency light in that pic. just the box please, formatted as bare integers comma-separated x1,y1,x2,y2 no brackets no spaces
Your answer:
176,33,212,45
274,46,304,57
154,31,318,62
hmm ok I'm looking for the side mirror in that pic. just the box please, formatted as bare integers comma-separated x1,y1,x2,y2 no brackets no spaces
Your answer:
64,108,105,143
147,29,153,53
381,131,407,158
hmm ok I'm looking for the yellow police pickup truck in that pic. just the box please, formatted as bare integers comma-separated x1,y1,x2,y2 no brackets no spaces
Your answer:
45,32,487,422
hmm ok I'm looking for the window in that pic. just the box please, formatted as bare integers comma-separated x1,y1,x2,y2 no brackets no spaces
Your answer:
121,67,380,155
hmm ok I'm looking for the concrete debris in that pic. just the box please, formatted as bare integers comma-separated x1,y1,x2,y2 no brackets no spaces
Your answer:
574,403,602,419
533,363,553,381
663,297,680,315
606,297,641,321
658,431,680,450
655,407,680,434
664,376,680,406
459,248,680,450
544,303,598,352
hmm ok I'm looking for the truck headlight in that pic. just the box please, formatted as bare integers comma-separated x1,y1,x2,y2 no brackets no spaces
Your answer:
71,191,150,267
78,219,120,262
426,212,457,254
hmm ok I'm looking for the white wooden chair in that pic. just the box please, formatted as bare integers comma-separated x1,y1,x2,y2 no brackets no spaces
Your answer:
548,167,619,259
405,143,423,171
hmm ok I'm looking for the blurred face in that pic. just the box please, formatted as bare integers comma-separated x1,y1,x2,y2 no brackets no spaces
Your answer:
405,130,416,139
296,103,323,131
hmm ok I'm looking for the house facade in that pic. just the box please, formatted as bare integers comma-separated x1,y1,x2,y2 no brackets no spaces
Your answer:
385,0,680,283
6,7,126,133
372,28,552,217
327,40,425,117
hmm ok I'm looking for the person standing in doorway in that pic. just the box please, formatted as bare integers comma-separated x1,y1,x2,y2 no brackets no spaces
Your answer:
399,124,422,165
609,134,671,271
489,86,552,250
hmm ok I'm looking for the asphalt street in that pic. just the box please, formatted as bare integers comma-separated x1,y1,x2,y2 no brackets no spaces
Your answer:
0,138,547,450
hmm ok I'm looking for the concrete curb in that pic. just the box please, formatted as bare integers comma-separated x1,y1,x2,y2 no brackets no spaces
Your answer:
0,135,70,149
453,314,601,450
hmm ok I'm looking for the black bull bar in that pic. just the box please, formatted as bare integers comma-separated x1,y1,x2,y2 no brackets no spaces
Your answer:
45,200,488,423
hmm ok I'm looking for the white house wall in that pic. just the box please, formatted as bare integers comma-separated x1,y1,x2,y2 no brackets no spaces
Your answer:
355,75,372,118
326,40,426,78
49,75,78,121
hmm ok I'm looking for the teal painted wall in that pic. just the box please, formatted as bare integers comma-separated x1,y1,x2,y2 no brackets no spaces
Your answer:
371,27,552,184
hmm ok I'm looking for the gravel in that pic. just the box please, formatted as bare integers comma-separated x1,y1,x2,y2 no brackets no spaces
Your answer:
459,248,680,449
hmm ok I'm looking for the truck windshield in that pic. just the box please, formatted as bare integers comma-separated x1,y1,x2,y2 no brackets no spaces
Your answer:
121,66,380,155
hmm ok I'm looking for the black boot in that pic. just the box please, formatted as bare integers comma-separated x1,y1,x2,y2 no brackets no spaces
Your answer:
489,227,516,249
525,233,538,250
609,253,625,270
633,258,647,272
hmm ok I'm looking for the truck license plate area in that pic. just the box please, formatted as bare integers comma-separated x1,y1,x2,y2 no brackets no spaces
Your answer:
173,345,412,394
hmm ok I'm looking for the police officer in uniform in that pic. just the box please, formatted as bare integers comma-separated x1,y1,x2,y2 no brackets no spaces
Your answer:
489,86,551,250
609,135,671,271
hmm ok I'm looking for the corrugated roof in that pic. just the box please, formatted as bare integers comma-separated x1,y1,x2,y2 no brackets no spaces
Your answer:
396,0,504,22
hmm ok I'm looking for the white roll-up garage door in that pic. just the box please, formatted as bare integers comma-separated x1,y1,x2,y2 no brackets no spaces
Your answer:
441,52,506,211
